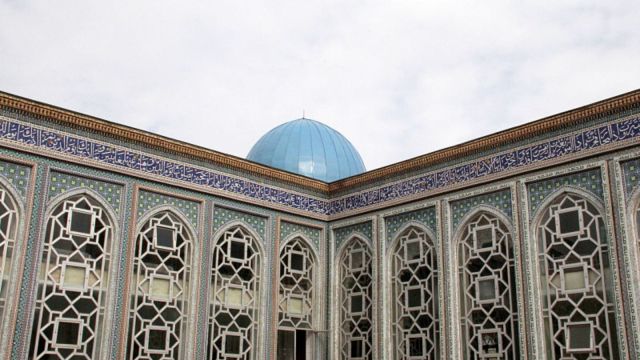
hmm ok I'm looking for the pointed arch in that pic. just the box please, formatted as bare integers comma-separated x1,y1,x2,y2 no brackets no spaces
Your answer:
207,221,265,360
29,188,119,359
126,205,196,360
278,232,318,330
531,186,620,359
453,205,520,359
336,234,374,360
387,221,440,360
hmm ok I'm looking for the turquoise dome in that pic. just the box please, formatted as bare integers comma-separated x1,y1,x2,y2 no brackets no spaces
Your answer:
247,118,366,182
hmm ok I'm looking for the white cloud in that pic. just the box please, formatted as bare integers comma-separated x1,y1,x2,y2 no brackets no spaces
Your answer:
1,1,638,170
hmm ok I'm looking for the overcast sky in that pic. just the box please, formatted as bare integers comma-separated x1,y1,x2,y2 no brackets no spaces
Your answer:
1,1,638,170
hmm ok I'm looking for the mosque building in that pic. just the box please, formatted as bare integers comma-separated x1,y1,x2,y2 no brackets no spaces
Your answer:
0,89,638,360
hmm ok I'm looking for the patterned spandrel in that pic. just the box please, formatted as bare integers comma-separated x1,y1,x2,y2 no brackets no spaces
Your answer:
49,171,122,214
280,221,321,249
385,207,436,244
138,190,199,228
528,169,603,214
213,207,266,238
622,158,640,197
0,160,30,199
451,189,512,229
334,221,372,248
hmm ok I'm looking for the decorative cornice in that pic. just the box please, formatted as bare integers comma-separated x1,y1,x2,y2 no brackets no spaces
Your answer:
0,91,330,193
329,89,640,191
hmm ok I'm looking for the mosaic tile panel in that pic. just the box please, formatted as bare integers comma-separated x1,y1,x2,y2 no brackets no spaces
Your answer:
333,221,373,248
137,190,199,228
528,168,603,213
622,158,640,197
212,206,267,238
0,112,639,216
48,171,122,214
450,189,512,229
385,206,437,243
280,221,321,249
0,160,30,199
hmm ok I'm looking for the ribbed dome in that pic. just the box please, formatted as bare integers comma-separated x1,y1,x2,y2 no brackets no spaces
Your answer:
247,118,366,182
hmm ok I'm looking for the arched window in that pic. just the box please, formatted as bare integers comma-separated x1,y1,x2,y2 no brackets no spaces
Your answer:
278,237,315,329
208,226,262,360
390,226,439,360
126,210,193,359
339,237,373,360
457,212,519,359
0,185,19,327
30,194,114,359
537,193,619,359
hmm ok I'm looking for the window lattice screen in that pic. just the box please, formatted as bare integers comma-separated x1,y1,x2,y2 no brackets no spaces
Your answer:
390,227,439,360
278,237,315,330
537,193,619,359
0,186,18,331
30,195,113,359
127,211,193,360
339,238,373,360
458,212,519,359
208,226,261,360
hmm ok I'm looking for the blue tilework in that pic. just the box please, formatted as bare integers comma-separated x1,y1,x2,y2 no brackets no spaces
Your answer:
622,158,640,197
137,190,200,227
385,207,437,243
213,206,267,238
528,168,603,213
49,171,122,214
1,113,639,216
280,221,321,249
333,221,372,248
0,160,30,199
451,189,512,229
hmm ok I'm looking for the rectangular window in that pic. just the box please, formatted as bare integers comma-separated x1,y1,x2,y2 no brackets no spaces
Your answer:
555,207,583,237
476,276,498,303
67,209,94,236
405,240,422,263
288,297,304,315
479,330,502,358
350,249,364,270
149,274,172,301
54,319,83,349
154,225,176,250
350,293,364,314
225,287,244,308
350,338,364,358
229,240,247,261
289,251,305,273
61,262,88,290
566,322,594,353
146,326,169,354
406,286,423,309
474,225,495,252
224,333,243,356
407,335,424,358
561,263,589,293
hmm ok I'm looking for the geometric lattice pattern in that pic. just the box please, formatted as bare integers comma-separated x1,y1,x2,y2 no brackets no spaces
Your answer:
390,227,439,360
0,160,30,198
339,238,373,360
213,207,266,238
30,194,114,359
127,211,193,360
622,158,640,196
537,193,619,359
334,222,372,249
137,191,199,227
209,226,262,360
528,169,603,213
458,212,519,359
49,172,122,214
278,237,315,330
0,184,18,331
385,207,436,245
451,190,512,229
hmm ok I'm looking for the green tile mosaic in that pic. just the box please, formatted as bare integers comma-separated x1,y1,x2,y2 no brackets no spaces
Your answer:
334,221,372,248
280,221,321,248
385,206,436,243
49,171,122,214
528,168,603,213
622,158,640,197
451,189,512,229
0,160,30,199
137,190,200,227
213,206,267,238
